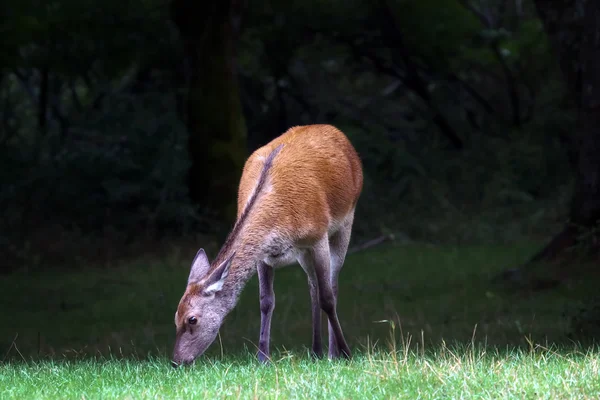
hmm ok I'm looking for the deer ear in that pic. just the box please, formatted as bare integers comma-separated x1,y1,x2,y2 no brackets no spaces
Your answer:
203,252,236,295
187,249,211,285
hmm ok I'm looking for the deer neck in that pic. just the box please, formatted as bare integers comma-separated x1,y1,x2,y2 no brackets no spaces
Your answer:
217,232,268,311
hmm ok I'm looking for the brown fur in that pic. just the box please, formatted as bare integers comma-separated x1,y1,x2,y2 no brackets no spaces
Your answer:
237,124,363,245
194,124,363,290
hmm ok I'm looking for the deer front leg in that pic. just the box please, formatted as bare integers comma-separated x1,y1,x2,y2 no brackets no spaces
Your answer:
257,261,275,363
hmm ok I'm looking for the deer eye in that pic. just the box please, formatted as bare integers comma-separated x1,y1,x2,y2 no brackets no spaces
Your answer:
188,316,197,325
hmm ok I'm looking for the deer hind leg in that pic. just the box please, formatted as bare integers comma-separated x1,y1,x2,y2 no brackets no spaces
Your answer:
327,212,355,359
302,234,352,360
298,251,324,359
257,261,275,363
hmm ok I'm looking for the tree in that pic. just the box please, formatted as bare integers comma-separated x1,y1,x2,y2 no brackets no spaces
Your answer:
170,0,248,224
501,0,600,281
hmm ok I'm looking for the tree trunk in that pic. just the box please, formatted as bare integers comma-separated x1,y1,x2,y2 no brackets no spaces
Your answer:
516,0,600,270
170,0,247,224
572,0,600,229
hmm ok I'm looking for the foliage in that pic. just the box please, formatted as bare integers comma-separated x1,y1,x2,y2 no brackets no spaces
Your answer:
0,0,201,266
0,0,578,268
1,91,194,229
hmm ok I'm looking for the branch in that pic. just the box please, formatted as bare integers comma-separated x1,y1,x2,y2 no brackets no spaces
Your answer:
348,234,395,255
446,72,495,115
283,73,315,117
13,68,69,138
334,34,403,79
68,78,83,112
457,0,524,127
340,29,498,136
514,63,536,123
12,69,36,101
0,83,20,148
281,87,313,119
492,45,522,127
456,0,495,28
230,0,247,39
38,65,49,136
49,75,69,140
374,0,464,149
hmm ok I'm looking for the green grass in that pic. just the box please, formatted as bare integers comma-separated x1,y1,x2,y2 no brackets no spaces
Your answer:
1,242,599,398
1,347,599,399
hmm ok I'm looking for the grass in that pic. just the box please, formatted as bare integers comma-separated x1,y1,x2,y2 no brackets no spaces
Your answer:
1,346,600,399
1,242,599,398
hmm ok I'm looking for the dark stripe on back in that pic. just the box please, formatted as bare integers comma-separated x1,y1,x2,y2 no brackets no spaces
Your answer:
211,143,284,267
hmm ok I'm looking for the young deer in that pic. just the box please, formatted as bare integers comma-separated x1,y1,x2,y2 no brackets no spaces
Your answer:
171,124,363,366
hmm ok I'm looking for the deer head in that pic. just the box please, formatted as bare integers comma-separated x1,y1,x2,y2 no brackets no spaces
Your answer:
171,249,235,367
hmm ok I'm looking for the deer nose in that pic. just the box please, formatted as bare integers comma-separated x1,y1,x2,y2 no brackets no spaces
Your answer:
171,360,179,368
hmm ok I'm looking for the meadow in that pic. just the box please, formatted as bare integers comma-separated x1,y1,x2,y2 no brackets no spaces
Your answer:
1,242,599,398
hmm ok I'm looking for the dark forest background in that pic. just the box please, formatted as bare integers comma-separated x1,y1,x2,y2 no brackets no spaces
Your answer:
1,0,598,286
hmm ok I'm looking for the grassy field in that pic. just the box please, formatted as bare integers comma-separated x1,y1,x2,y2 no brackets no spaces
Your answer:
2,347,599,399
1,242,599,398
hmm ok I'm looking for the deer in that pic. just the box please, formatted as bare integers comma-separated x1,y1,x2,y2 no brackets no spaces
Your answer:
171,124,363,367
